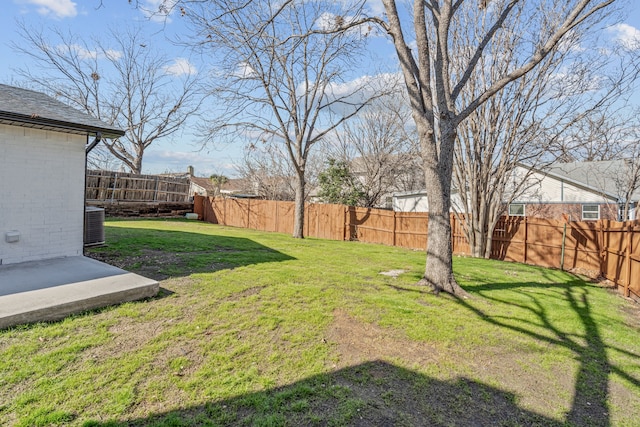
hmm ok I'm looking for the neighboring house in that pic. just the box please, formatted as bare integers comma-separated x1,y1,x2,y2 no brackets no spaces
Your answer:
510,160,637,221
393,160,638,221
187,168,257,198
189,176,219,197
350,154,424,209
392,189,465,214
0,84,124,265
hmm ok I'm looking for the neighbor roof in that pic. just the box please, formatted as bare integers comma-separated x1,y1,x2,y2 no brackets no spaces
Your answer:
190,176,256,196
545,160,640,202
0,84,125,139
190,176,218,194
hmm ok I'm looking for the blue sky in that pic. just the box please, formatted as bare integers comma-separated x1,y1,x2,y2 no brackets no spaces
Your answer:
2,0,640,177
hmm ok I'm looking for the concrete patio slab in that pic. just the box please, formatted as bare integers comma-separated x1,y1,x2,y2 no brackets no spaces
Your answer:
0,256,159,329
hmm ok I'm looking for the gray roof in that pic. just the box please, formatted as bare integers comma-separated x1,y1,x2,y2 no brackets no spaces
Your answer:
0,84,124,139
545,160,640,202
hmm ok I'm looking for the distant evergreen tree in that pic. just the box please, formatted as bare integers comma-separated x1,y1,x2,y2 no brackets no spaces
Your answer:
318,159,364,206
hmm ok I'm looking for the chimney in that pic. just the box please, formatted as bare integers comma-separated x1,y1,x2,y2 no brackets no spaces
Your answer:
187,165,194,176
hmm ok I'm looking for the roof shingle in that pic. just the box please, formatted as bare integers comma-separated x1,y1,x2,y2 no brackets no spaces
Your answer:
0,84,124,139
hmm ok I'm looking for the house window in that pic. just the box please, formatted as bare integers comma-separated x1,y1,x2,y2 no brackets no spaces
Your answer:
582,205,600,220
508,203,525,216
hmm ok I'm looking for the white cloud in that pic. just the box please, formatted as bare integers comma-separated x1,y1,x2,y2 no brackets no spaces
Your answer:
139,0,178,23
64,44,97,60
61,44,123,61
326,72,400,98
104,49,123,61
365,0,385,16
316,12,339,31
164,58,197,76
319,72,402,115
234,62,257,79
19,0,77,18
608,23,640,50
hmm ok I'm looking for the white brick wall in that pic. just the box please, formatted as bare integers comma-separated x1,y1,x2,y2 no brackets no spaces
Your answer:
0,124,86,265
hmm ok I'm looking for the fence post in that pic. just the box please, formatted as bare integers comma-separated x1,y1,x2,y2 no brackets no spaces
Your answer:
625,223,632,297
522,217,528,264
392,211,397,247
246,199,251,228
598,220,605,278
154,176,159,201
343,207,348,242
223,197,227,226
560,221,567,270
110,173,118,202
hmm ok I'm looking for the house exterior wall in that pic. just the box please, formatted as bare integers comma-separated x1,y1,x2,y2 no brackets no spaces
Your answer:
518,202,618,221
392,192,465,213
0,124,86,265
189,181,208,198
515,168,615,203
393,192,430,212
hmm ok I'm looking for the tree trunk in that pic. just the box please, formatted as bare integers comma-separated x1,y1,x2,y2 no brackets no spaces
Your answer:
293,171,305,238
484,230,495,259
471,227,485,258
132,151,143,175
420,131,468,297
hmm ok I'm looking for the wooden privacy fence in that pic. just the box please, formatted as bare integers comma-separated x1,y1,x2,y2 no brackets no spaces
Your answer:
194,195,640,301
86,170,190,202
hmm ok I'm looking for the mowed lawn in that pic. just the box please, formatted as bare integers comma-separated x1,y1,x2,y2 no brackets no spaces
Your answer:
1,219,639,426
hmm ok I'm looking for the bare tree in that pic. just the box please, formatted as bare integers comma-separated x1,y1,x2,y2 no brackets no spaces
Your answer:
554,108,640,219
86,144,122,171
616,155,640,220
324,94,424,208
552,111,628,162
450,5,628,259
373,0,617,295
235,144,298,201
13,24,202,174
176,0,384,238
606,111,640,219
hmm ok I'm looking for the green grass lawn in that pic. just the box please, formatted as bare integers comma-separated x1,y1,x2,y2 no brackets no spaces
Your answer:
1,219,639,426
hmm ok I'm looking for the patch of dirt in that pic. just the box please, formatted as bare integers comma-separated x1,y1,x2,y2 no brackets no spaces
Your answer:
567,267,602,280
325,310,439,369
220,286,266,302
323,310,582,423
468,346,576,417
316,311,571,426
378,269,407,278
86,249,182,280
86,249,235,280
618,300,640,329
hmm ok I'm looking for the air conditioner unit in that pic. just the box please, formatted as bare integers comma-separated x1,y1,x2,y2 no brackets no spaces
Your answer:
84,207,105,246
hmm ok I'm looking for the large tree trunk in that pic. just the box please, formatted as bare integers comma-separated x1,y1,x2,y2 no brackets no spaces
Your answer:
292,171,305,238
470,204,490,259
132,156,143,175
421,168,468,296
420,129,469,297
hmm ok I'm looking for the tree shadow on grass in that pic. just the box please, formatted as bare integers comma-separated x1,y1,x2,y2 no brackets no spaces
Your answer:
83,360,561,427
453,271,640,427
85,225,295,281
382,266,640,426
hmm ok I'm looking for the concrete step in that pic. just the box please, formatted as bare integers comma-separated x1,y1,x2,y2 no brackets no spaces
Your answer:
0,256,158,329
